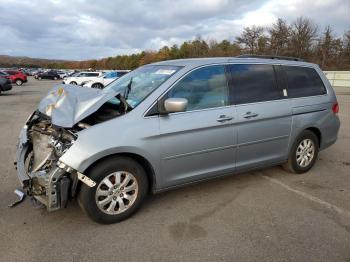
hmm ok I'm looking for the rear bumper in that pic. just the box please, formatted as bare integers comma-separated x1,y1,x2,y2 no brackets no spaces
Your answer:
320,114,341,151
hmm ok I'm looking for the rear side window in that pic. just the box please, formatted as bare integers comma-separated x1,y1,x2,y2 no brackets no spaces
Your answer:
228,64,281,104
283,66,326,98
167,65,228,111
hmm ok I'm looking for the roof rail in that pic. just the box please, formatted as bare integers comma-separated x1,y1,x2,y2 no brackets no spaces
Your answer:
236,54,304,62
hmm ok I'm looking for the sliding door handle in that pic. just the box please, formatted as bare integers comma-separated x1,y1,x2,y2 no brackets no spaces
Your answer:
243,112,259,119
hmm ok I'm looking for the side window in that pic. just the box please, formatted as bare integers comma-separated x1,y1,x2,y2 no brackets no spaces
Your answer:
110,72,118,78
284,66,327,98
117,72,128,77
167,65,228,111
228,64,281,104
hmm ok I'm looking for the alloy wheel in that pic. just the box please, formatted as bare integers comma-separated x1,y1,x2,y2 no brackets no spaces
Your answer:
296,138,315,167
95,171,138,215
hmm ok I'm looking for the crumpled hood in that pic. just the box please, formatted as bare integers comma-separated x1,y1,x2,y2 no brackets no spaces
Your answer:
38,84,117,128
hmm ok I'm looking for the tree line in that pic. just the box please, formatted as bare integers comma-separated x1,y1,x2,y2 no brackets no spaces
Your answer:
39,17,350,70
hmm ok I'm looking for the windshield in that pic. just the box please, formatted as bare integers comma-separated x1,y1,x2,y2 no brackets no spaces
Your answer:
103,65,181,107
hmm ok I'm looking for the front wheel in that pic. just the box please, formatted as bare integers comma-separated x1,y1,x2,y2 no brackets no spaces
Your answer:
15,79,23,86
283,130,319,174
78,157,149,224
92,83,104,89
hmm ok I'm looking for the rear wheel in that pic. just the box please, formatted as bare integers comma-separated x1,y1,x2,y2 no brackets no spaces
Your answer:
15,79,23,86
53,76,58,80
283,130,319,174
78,157,149,224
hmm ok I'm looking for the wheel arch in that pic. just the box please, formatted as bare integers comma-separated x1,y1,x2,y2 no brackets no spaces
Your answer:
304,126,322,147
83,152,157,193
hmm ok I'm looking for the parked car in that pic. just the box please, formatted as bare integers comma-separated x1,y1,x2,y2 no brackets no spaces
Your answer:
33,71,43,79
56,71,69,79
36,70,60,80
2,70,28,86
0,71,10,80
62,71,103,85
83,70,130,89
15,56,340,224
0,78,12,94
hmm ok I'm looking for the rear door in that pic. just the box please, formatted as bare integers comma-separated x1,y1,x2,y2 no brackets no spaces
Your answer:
227,63,292,171
159,65,237,188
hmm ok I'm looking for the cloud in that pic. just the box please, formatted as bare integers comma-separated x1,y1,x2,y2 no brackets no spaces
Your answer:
0,0,348,60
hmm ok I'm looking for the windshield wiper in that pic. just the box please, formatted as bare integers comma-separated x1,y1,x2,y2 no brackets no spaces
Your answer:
115,93,132,113
124,77,133,99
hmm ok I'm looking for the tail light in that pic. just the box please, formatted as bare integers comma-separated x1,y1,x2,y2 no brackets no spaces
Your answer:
332,102,339,114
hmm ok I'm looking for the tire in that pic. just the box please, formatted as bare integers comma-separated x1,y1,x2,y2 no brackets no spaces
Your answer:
54,77,58,80
15,79,23,86
78,156,149,224
92,83,104,89
38,77,42,80
70,81,77,85
283,130,319,174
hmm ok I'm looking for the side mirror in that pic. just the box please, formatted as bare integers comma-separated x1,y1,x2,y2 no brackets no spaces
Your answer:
163,98,188,113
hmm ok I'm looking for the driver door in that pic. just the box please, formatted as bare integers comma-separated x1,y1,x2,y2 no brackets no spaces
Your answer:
158,65,237,188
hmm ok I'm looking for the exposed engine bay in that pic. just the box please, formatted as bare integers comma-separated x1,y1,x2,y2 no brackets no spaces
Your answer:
15,87,130,211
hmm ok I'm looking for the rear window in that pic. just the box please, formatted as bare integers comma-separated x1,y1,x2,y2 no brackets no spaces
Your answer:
228,64,281,104
283,66,327,98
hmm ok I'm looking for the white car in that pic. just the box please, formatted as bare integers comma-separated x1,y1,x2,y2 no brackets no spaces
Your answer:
83,70,130,89
56,71,69,79
62,71,103,85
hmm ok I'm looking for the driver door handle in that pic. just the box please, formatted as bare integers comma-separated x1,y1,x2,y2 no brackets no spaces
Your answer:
216,115,233,123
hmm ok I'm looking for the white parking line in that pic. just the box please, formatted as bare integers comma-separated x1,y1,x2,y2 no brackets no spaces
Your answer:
260,174,350,219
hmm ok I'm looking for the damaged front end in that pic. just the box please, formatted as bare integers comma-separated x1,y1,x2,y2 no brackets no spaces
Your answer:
15,111,94,211
14,80,134,211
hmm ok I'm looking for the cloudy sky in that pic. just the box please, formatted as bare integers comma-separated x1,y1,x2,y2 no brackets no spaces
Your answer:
0,0,349,60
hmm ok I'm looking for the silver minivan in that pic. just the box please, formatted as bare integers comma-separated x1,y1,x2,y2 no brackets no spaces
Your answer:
15,56,340,223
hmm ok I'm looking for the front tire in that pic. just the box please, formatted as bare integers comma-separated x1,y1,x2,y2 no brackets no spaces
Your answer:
78,157,149,224
92,83,104,89
283,130,319,174
15,79,23,86
70,81,77,85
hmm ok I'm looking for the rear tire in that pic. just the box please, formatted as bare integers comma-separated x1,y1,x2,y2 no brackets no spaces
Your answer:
78,157,149,224
283,130,319,174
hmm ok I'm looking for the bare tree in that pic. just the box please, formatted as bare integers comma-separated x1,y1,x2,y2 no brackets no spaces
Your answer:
236,26,265,54
268,18,290,55
318,26,334,68
290,17,318,57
